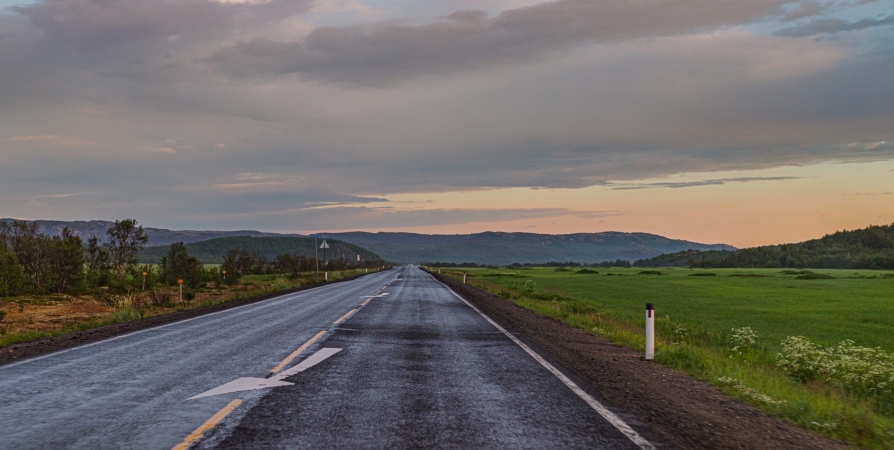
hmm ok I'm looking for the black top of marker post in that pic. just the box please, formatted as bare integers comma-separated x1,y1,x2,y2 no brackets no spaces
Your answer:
646,303,653,310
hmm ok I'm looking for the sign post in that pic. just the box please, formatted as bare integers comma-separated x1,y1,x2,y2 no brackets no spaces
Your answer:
313,234,319,277
142,271,147,291
320,240,330,272
645,303,655,360
178,279,184,303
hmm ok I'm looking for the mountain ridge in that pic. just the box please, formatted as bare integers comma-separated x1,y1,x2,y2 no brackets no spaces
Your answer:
3,219,736,265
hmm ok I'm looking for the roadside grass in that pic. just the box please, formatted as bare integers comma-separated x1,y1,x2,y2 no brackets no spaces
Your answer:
0,269,378,349
434,267,894,449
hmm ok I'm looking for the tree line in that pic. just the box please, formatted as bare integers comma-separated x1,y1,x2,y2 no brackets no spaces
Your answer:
634,223,894,270
1,219,148,296
0,218,385,297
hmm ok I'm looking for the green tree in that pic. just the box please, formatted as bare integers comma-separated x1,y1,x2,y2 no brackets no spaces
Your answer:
159,242,205,289
84,235,111,287
0,243,24,297
105,219,149,281
48,228,85,294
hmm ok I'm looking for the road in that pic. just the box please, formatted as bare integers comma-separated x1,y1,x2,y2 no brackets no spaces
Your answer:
0,266,654,449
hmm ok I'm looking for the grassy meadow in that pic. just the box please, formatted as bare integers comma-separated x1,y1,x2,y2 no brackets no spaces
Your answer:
433,266,894,449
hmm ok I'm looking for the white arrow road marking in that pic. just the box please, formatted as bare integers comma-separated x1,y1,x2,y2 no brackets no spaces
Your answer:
187,348,343,400
361,293,390,298
273,348,342,380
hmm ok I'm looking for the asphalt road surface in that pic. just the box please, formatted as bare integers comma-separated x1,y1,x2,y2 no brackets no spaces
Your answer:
0,266,654,449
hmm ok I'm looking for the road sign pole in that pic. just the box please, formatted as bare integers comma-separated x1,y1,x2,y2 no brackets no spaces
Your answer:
178,279,184,303
142,271,147,291
315,235,319,277
645,303,655,360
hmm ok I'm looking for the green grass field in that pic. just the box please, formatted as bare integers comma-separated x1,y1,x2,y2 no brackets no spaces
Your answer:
438,267,894,449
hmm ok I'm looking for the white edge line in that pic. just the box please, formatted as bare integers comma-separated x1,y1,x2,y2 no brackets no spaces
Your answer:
432,275,657,450
1,271,393,370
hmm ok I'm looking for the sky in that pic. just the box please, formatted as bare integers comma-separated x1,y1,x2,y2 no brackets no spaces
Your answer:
0,0,892,248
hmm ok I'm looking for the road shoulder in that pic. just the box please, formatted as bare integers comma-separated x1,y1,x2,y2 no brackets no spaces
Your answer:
432,272,849,450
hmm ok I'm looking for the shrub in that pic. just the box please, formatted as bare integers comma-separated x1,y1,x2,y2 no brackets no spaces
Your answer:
689,272,717,276
776,336,894,412
796,271,834,280
730,327,758,354
147,290,173,307
574,269,600,275
638,270,663,275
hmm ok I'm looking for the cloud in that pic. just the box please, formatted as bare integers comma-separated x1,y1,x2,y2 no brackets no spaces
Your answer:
0,135,93,146
774,14,894,37
11,0,314,51
200,0,790,85
288,206,619,229
608,176,801,190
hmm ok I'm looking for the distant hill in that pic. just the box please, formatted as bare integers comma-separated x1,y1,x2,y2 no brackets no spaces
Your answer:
1,219,297,246
324,231,735,265
139,236,381,264
636,223,894,270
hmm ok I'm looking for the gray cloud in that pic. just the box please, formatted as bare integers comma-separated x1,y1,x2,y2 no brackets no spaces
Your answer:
608,177,800,190
12,0,313,51
774,13,894,37
0,0,892,232
200,0,788,85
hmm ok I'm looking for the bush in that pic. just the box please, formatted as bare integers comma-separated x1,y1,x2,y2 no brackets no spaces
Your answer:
147,290,173,307
574,269,599,275
776,336,894,413
796,271,834,280
638,270,663,275
689,272,717,276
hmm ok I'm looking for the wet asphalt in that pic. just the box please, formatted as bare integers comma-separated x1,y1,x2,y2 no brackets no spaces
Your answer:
0,266,646,449
211,266,641,449
0,269,398,449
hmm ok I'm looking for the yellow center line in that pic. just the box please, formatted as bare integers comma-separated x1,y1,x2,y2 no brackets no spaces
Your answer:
171,399,242,450
333,309,357,325
269,330,328,375
360,298,371,306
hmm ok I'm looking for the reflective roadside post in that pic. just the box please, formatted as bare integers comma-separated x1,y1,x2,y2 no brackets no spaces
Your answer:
178,279,184,303
222,269,226,286
645,303,655,360
463,273,467,284
142,271,147,291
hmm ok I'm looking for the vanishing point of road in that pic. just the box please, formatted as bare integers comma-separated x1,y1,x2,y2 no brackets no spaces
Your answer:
0,266,655,449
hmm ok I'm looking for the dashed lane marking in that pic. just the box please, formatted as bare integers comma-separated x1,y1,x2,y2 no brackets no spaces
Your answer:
171,399,242,450
434,275,657,450
333,309,358,325
269,330,328,375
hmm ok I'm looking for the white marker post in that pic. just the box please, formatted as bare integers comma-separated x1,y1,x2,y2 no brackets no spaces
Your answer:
438,268,441,274
178,279,184,303
463,273,467,284
142,271,147,291
645,303,655,360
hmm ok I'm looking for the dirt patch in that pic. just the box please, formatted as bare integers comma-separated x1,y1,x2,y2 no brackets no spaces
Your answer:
0,273,373,366
433,273,849,450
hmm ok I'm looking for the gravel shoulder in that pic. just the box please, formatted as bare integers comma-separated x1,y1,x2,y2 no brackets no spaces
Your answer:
432,272,850,450
0,272,376,366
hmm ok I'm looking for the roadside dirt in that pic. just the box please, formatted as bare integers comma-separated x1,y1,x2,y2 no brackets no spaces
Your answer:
433,273,850,450
0,273,372,366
